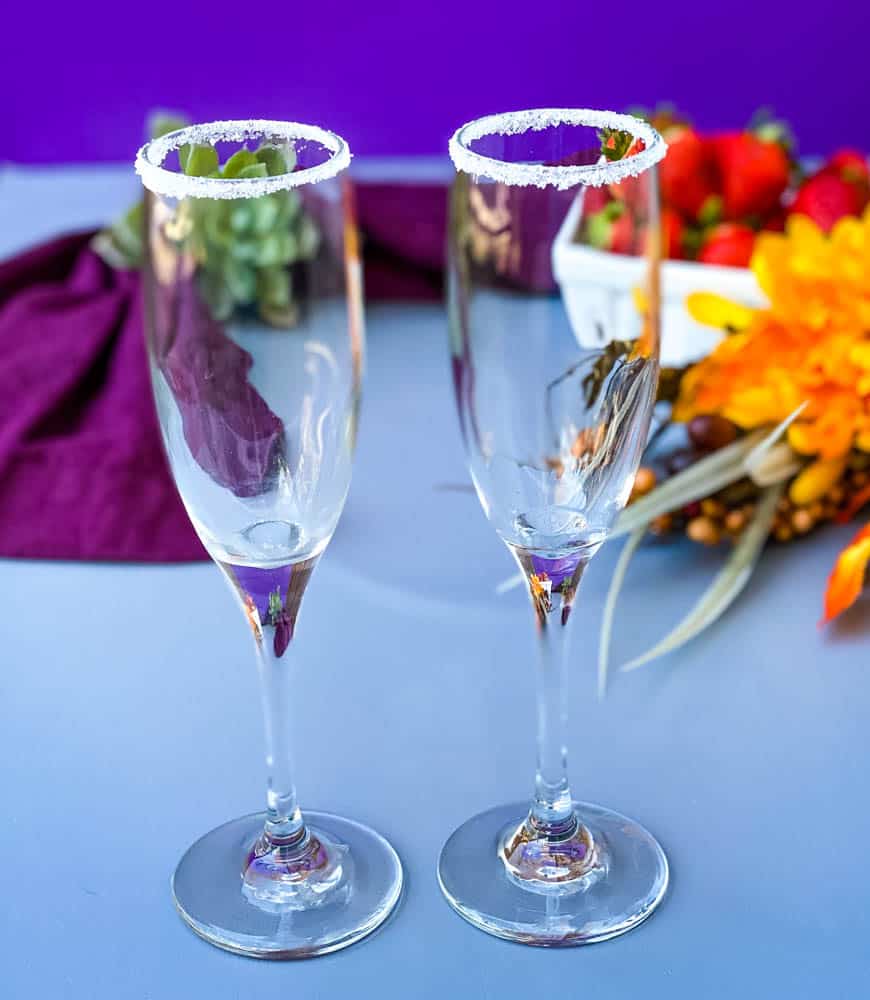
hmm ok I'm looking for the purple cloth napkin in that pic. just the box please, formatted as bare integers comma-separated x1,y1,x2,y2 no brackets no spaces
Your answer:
0,178,560,562
0,232,205,561
0,183,450,562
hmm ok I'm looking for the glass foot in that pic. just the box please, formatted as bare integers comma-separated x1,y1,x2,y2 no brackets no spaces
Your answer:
437,801,668,946
172,811,403,958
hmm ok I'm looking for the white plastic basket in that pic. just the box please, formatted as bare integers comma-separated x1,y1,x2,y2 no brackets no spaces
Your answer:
552,192,766,368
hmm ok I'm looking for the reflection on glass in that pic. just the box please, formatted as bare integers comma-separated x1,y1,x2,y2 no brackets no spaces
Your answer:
137,120,400,958
439,109,669,945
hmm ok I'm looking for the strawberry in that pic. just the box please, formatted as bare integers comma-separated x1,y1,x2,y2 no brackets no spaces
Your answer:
697,223,756,268
661,208,686,259
762,207,787,232
824,149,870,193
790,171,866,232
605,135,649,208
658,126,720,222
712,132,790,221
582,184,612,216
587,202,635,254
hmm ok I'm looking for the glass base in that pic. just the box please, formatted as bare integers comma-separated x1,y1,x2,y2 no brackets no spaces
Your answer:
172,811,403,958
437,801,668,946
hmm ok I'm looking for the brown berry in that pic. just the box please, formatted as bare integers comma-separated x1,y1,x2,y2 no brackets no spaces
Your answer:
807,501,824,521
774,523,793,542
632,466,657,497
687,414,738,451
791,509,814,534
649,513,674,535
724,509,747,534
852,471,869,488
700,498,726,519
828,485,845,505
687,516,721,546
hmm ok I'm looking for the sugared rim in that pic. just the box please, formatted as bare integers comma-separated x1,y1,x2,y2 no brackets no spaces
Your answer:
135,119,351,200
449,108,666,189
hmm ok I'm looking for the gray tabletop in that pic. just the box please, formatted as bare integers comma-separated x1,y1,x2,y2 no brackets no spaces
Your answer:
2,165,869,999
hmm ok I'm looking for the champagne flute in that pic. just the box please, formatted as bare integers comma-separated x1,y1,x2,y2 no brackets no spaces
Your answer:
136,120,401,958
439,109,668,945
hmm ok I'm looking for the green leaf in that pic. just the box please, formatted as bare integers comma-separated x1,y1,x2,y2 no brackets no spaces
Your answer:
250,196,280,235
254,233,283,268
198,270,234,320
697,195,723,226
230,204,254,233
229,238,259,262
599,127,634,161
598,526,647,699
222,149,259,178
238,162,268,179
184,144,219,177
256,143,294,176
225,257,257,304
267,588,283,623
258,266,291,309
619,483,783,673
297,216,319,258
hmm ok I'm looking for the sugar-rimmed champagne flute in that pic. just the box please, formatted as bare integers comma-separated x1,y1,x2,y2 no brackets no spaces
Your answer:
136,120,401,958
440,109,668,945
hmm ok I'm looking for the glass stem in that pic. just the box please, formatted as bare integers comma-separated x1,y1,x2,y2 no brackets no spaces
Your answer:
515,550,591,837
255,642,307,847
531,603,576,831
219,558,319,855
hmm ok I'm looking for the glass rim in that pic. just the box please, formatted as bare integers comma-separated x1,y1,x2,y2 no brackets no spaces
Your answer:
449,108,666,190
135,119,352,200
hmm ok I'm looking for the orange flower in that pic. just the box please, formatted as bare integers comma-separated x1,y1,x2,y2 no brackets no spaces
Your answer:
822,523,870,623
675,208,870,460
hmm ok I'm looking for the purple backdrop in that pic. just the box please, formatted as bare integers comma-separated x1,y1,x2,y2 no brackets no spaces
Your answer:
3,1,869,161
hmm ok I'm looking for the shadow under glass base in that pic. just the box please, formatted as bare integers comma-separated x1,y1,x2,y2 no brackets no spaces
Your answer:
172,811,403,958
437,801,668,946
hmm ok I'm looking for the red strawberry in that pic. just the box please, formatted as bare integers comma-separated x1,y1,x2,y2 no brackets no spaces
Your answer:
659,126,720,222
824,148,870,192
762,207,787,232
609,212,636,254
607,137,649,208
713,132,790,221
697,223,756,268
661,208,686,259
587,202,635,254
790,172,866,232
582,184,612,216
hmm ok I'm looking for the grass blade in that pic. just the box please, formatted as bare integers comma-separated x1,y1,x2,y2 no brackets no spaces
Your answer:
598,526,647,699
612,431,767,538
620,482,783,672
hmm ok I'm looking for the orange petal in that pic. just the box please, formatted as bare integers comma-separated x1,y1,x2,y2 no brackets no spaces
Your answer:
822,523,870,624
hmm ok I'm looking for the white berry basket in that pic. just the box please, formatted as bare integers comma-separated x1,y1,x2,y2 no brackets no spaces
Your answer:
552,191,766,368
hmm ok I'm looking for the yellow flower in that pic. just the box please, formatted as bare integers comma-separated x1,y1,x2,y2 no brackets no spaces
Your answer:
676,206,870,460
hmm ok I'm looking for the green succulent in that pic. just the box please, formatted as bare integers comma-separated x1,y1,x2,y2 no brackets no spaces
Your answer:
95,113,320,328
180,140,320,326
